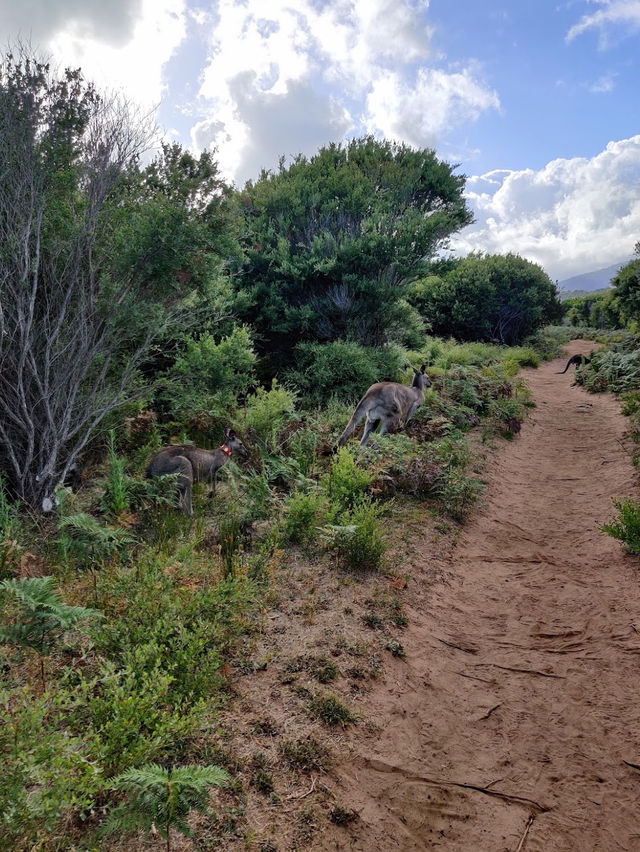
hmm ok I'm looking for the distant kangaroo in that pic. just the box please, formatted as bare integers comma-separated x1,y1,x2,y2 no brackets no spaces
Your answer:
557,354,591,374
146,428,247,516
337,365,431,448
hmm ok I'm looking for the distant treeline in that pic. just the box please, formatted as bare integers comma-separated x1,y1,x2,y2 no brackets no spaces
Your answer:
563,253,640,330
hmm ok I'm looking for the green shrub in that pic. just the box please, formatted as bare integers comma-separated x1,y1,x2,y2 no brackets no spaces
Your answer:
324,447,372,514
0,687,101,847
0,576,101,690
243,380,297,452
283,340,406,407
77,659,203,776
101,430,134,518
578,349,640,394
56,513,136,568
320,496,385,571
307,693,355,727
489,397,525,437
506,347,540,368
103,762,228,848
286,426,319,477
282,490,328,544
434,467,483,522
161,325,256,419
602,499,640,554
620,391,640,417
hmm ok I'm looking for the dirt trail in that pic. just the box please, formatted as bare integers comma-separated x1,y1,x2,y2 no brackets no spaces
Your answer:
323,342,640,852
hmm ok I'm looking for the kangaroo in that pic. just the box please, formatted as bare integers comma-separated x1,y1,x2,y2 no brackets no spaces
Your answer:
556,353,591,374
145,428,247,516
337,365,431,448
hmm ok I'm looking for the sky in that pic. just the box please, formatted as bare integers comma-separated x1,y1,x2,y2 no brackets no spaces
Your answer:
1,0,639,281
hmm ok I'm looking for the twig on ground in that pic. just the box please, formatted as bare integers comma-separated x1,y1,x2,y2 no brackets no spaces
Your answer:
436,637,479,654
515,815,534,852
474,663,564,679
479,703,501,721
284,776,317,801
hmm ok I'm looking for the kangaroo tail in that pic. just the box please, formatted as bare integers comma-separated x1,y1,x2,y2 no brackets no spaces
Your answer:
556,358,572,374
337,397,371,447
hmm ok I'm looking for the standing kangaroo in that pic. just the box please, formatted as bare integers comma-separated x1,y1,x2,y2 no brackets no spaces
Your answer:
146,428,247,516
556,353,591,374
337,365,431,448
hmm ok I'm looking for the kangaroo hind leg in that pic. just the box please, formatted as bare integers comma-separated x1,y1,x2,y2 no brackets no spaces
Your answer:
360,416,381,446
170,456,194,516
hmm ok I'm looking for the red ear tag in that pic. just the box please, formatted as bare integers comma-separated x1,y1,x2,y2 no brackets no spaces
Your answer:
220,444,232,456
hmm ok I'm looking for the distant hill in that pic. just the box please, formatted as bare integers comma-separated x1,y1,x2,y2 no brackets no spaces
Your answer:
559,287,610,302
558,261,629,295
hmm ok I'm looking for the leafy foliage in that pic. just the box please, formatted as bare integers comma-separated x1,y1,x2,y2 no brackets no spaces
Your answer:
243,381,298,452
412,253,562,345
320,496,385,571
235,136,471,371
602,499,640,555
0,576,101,688
283,340,407,407
577,348,640,393
103,762,228,848
610,258,640,330
160,326,256,419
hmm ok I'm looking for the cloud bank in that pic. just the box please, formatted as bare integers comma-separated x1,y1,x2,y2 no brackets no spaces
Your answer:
452,135,640,280
1,0,186,109
191,0,500,184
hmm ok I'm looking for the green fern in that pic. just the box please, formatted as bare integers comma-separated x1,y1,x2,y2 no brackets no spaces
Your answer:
0,576,101,689
103,763,229,850
57,513,135,564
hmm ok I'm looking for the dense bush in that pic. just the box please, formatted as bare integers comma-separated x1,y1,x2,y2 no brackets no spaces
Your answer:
235,136,472,373
284,340,407,406
161,326,256,420
411,254,562,345
577,348,640,393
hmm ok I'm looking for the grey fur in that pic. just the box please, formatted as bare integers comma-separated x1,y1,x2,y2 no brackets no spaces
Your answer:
146,429,246,516
337,365,431,448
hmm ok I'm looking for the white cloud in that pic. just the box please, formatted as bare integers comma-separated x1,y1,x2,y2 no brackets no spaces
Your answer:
365,66,500,148
451,135,640,280
0,0,144,48
566,0,640,46
2,0,186,110
192,0,499,184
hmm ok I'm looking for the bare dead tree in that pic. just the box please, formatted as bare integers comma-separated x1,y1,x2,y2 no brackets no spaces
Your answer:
0,49,166,509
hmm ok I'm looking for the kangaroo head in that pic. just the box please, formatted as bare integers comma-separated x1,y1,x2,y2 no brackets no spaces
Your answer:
223,427,248,457
412,364,431,390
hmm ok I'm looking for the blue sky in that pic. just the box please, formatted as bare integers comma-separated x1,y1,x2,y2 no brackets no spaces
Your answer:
1,0,639,280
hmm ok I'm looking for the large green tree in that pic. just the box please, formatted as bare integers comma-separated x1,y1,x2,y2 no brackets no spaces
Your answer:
610,256,640,330
411,253,562,345
234,137,473,371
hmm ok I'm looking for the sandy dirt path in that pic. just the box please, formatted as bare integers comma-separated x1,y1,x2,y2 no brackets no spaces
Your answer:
323,342,640,851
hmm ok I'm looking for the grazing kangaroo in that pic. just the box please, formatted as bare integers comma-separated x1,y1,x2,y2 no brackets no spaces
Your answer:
556,354,591,374
146,428,247,516
337,365,431,448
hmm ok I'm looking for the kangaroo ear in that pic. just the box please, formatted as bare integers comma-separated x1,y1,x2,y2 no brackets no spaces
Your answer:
227,428,236,439
224,427,231,437
420,364,426,373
